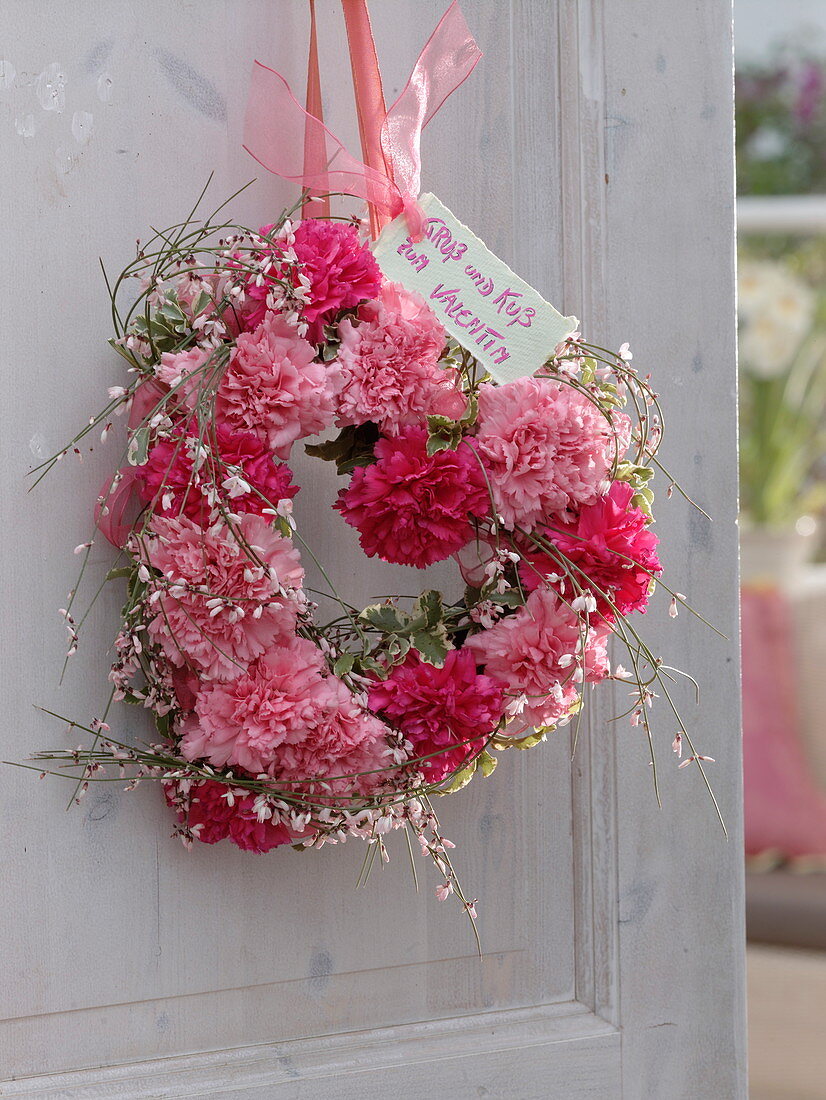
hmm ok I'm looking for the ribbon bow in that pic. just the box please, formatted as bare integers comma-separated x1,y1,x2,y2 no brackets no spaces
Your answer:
243,0,481,241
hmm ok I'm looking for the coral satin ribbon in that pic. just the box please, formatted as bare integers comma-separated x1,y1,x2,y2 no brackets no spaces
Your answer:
244,0,481,240
340,0,391,240
302,0,330,221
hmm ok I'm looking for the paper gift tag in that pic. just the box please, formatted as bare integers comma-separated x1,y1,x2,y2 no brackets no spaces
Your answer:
371,193,578,384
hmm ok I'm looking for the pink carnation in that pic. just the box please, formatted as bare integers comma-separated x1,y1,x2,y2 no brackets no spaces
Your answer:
142,513,303,681
335,282,464,432
273,677,394,797
138,424,299,523
368,649,506,783
472,377,631,530
465,587,610,734
165,779,293,852
334,426,490,568
216,313,337,459
520,481,662,621
226,808,293,853
154,348,211,410
180,636,328,773
291,219,382,343
181,638,392,795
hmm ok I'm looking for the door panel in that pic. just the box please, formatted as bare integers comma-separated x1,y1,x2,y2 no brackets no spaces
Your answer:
0,1,745,1095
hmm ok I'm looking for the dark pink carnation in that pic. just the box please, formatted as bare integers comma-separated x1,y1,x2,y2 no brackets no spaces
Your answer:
227,808,293,853
234,224,290,332
520,481,661,621
137,424,298,522
165,779,293,852
292,220,382,343
334,426,490,568
368,649,506,783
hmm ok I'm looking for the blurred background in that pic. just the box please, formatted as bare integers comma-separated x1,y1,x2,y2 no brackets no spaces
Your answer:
736,2,826,1097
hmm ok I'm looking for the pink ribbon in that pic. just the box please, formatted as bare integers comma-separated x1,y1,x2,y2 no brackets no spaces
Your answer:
341,0,391,241
302,0,330,222
243,0,481,240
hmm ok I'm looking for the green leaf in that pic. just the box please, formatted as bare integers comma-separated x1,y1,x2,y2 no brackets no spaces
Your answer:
158,298,186,325
425,396,478,456
632,485,655,518
488,590,525,608
359,603,410,634
386,635,412,661
425,430,460,455
441,760,478,793
412,589,444,629
356,654,388,678
333,653,355,677
106,566,133,582
491,729,546,751
615,461,655,484
478,749,498,777
154,711,172,738
305,423,380,475
127,426,151,466
410,628,450,667
191,289,212,317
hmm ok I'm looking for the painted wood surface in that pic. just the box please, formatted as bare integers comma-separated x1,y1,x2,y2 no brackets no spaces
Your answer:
0,1,745,1096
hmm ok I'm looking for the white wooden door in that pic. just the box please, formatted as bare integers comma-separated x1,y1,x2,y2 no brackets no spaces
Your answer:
0,1,745,1096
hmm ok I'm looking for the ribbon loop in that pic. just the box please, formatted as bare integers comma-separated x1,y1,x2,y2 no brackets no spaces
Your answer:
380,1,480,216
243,1,481,240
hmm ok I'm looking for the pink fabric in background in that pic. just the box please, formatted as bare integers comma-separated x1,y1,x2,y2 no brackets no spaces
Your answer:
742,585,826,857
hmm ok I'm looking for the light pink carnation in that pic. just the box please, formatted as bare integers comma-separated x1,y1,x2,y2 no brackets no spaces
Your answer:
273,677,393,796
180,636,328,773
216,313,337,459
142,513,303,681
154,348,211,410
464,587,610,733
335,282,464,433
472,377,631,530
181,639,392,793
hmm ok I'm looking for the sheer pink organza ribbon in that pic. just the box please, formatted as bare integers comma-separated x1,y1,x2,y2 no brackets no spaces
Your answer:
243,0,481,240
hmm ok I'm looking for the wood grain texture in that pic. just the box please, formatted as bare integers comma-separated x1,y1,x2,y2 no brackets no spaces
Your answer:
600,0,748,1096
0,1003,619,1098
0,0,744,1095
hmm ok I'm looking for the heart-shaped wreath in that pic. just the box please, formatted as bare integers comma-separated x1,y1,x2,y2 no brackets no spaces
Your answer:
31,192,714,928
